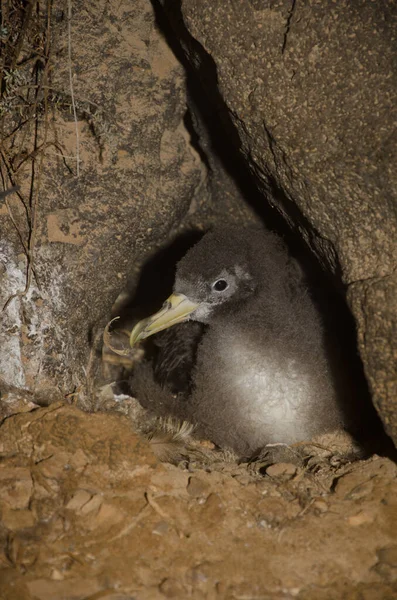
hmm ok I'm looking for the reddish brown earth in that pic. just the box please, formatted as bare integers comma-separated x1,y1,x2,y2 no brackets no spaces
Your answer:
0,400,396,600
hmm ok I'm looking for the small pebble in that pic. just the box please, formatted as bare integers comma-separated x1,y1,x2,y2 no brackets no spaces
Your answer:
266,462,297,479
312,499,328,514
348,511,374,526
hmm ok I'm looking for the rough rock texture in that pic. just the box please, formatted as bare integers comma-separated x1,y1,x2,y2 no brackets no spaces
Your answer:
158,0,397,444
1,403,397,600
0,0,257,407
0,0,207,405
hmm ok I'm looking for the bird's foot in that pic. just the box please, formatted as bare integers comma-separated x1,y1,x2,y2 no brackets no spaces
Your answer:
304,450,357,474
295,431,364,474
253,442,305,470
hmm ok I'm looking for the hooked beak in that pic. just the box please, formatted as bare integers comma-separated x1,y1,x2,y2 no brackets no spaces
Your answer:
130,293,199,347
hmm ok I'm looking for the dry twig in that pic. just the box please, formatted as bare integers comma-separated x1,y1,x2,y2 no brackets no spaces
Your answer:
67,0,80,176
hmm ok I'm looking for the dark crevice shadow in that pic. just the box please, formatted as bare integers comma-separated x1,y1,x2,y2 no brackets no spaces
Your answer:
115,229,204,325
112,230,205,397
136,0,394,457
152,0,300,246
183,109,211,172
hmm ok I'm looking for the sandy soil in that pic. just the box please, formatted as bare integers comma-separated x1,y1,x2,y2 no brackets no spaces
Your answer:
0,398,396,600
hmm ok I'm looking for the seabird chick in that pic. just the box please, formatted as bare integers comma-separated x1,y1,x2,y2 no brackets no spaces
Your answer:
130,226,346,458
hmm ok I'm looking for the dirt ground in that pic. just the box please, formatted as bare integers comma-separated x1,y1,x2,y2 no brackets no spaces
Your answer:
0,397,396,600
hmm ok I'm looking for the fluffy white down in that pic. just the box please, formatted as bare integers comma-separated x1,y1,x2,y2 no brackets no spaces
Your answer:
216,332,313,443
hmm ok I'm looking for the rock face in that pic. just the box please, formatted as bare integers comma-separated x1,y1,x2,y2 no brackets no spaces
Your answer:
0,0,207,405
159,0,397,444
1,0,254,408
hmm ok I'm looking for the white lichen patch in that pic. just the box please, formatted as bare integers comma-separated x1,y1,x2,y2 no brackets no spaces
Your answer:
0,242,68,391
0,241,27,387
25,250,69,382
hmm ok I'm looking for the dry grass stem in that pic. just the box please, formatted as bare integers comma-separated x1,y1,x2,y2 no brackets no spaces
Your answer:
67,0,80,176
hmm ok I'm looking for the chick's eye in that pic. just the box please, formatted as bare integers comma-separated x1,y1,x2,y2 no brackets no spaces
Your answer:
212,279,228,292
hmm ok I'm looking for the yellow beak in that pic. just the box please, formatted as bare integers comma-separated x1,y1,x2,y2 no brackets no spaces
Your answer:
129,293,199,347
